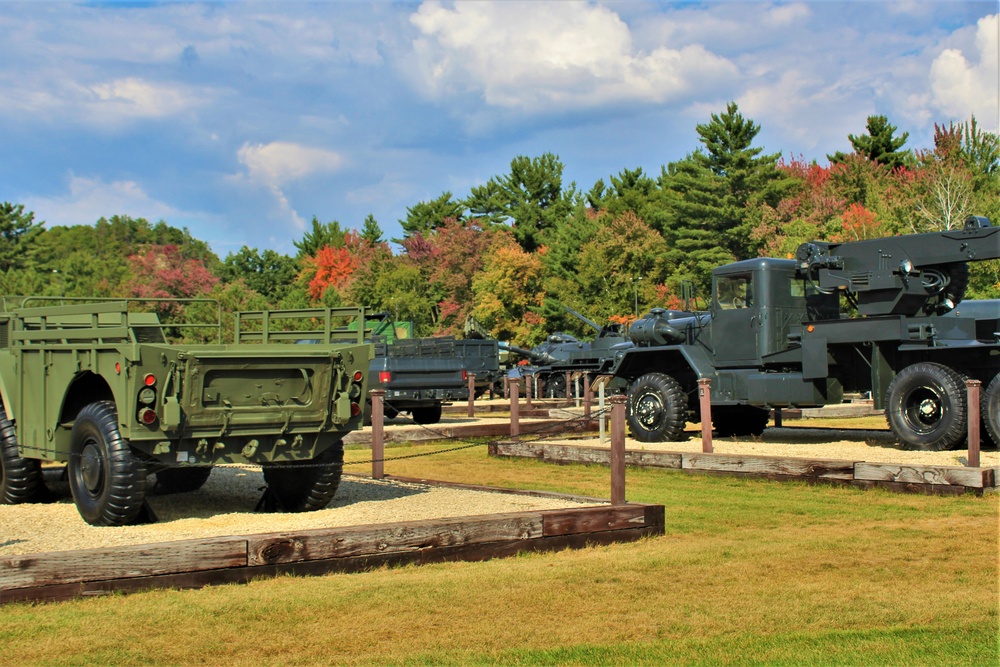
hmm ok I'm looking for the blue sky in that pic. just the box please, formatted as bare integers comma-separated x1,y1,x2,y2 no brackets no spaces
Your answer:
1,1,997,257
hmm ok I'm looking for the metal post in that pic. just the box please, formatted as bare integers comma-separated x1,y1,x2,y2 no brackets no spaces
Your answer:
467,373,476,418
599,382,606,444
369,389,385,480
583,376,593,424
565,371,572,401
609,394,626,505
967,379,981,468
698,378,713,454
509,378,521,441
525,373,533,409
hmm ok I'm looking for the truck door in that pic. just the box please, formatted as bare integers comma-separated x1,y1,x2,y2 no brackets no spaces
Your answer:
712,272,759,366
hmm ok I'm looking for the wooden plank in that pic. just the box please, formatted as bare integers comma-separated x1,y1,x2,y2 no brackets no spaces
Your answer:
0,537,248,592
683,453,855,480
542,505,660,537
247,513,544,566
627,450,683,469
854,462,989,487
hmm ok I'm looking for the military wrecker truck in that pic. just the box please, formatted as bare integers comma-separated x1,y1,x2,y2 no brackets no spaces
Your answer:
0,299,373,525
606,216,1000,451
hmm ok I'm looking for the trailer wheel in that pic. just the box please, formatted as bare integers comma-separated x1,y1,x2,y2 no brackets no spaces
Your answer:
627,372,687,442
0,406,44,504
150,467,213,495
885,363,967,451
262,441,343,512
411,404,442,425
982,374,1000,449
713,406,770,437
68,401,148,526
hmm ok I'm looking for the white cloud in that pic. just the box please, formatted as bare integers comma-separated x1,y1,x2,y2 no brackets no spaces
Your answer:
929,14,1000,130
408,1,738,111
231,142,346,230
24,174,182,228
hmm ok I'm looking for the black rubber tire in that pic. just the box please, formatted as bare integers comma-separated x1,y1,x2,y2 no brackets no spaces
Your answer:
627,372,687,442
150,467,213,495
885,362,967,451
713,406,770,437
68,401,148,526
262,441,344,512
0,405,44,504
982,374,1000,450
411,404,443,425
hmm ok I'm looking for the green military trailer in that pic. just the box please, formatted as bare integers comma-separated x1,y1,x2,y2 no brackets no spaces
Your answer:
0,299,373,526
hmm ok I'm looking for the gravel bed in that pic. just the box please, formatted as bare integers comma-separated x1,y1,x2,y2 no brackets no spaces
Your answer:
0,468,591,557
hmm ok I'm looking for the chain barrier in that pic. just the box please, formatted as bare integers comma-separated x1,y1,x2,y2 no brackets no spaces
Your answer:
10,402,613,473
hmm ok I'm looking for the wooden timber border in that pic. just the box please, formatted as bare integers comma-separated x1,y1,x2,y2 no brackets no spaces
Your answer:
490,441,998,496
0,495,664,606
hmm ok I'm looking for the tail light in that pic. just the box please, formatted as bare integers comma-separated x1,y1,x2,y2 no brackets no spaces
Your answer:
353,371,364,382
143,373,157,387
462,370,468,382
379,371,391,384
350,402,361,416
138,407,158,426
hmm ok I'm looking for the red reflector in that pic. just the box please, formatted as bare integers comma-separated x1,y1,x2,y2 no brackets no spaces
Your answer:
353,371,364,382
462,370,468,382
350,402,361,416
115,362,121,374
378,371,391,384
138,408,157,425
144,373,156,386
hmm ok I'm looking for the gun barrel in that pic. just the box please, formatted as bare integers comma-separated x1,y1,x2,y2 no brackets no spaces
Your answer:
564,306,602,333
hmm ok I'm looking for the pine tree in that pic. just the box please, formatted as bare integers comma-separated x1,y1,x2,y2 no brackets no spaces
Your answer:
828,115,913,170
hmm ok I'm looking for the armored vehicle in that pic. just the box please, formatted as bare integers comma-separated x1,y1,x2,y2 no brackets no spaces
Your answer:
607,216,1000,451
0,299,373,525
506,307,627,398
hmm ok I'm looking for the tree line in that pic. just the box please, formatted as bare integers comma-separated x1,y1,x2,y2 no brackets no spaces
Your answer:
2,104,998,346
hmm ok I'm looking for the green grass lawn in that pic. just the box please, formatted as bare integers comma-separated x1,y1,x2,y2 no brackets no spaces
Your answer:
1,440,996,666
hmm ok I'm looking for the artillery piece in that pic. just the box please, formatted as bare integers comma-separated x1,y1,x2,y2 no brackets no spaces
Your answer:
505,307,628,398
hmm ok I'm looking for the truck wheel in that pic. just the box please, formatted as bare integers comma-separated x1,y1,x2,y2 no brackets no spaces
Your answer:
411,404,442,424
713,406,770,437
151,467,213,495
262,441,343,512
983,374,1000,449
68,401,148,526
885,363,967,451
627,372,687,442
0,406,44,504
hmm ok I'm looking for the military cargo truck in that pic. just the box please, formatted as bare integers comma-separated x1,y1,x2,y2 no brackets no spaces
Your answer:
0,300,373,525
372,335,499,424
607,216,1000,451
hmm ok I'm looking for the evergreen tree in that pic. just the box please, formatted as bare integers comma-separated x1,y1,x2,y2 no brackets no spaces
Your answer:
360,214,385,245
293,216,347,258
464,153,577,252
399,192,463,239
829,115,913,170
659,102,793,263
0,202,42,272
